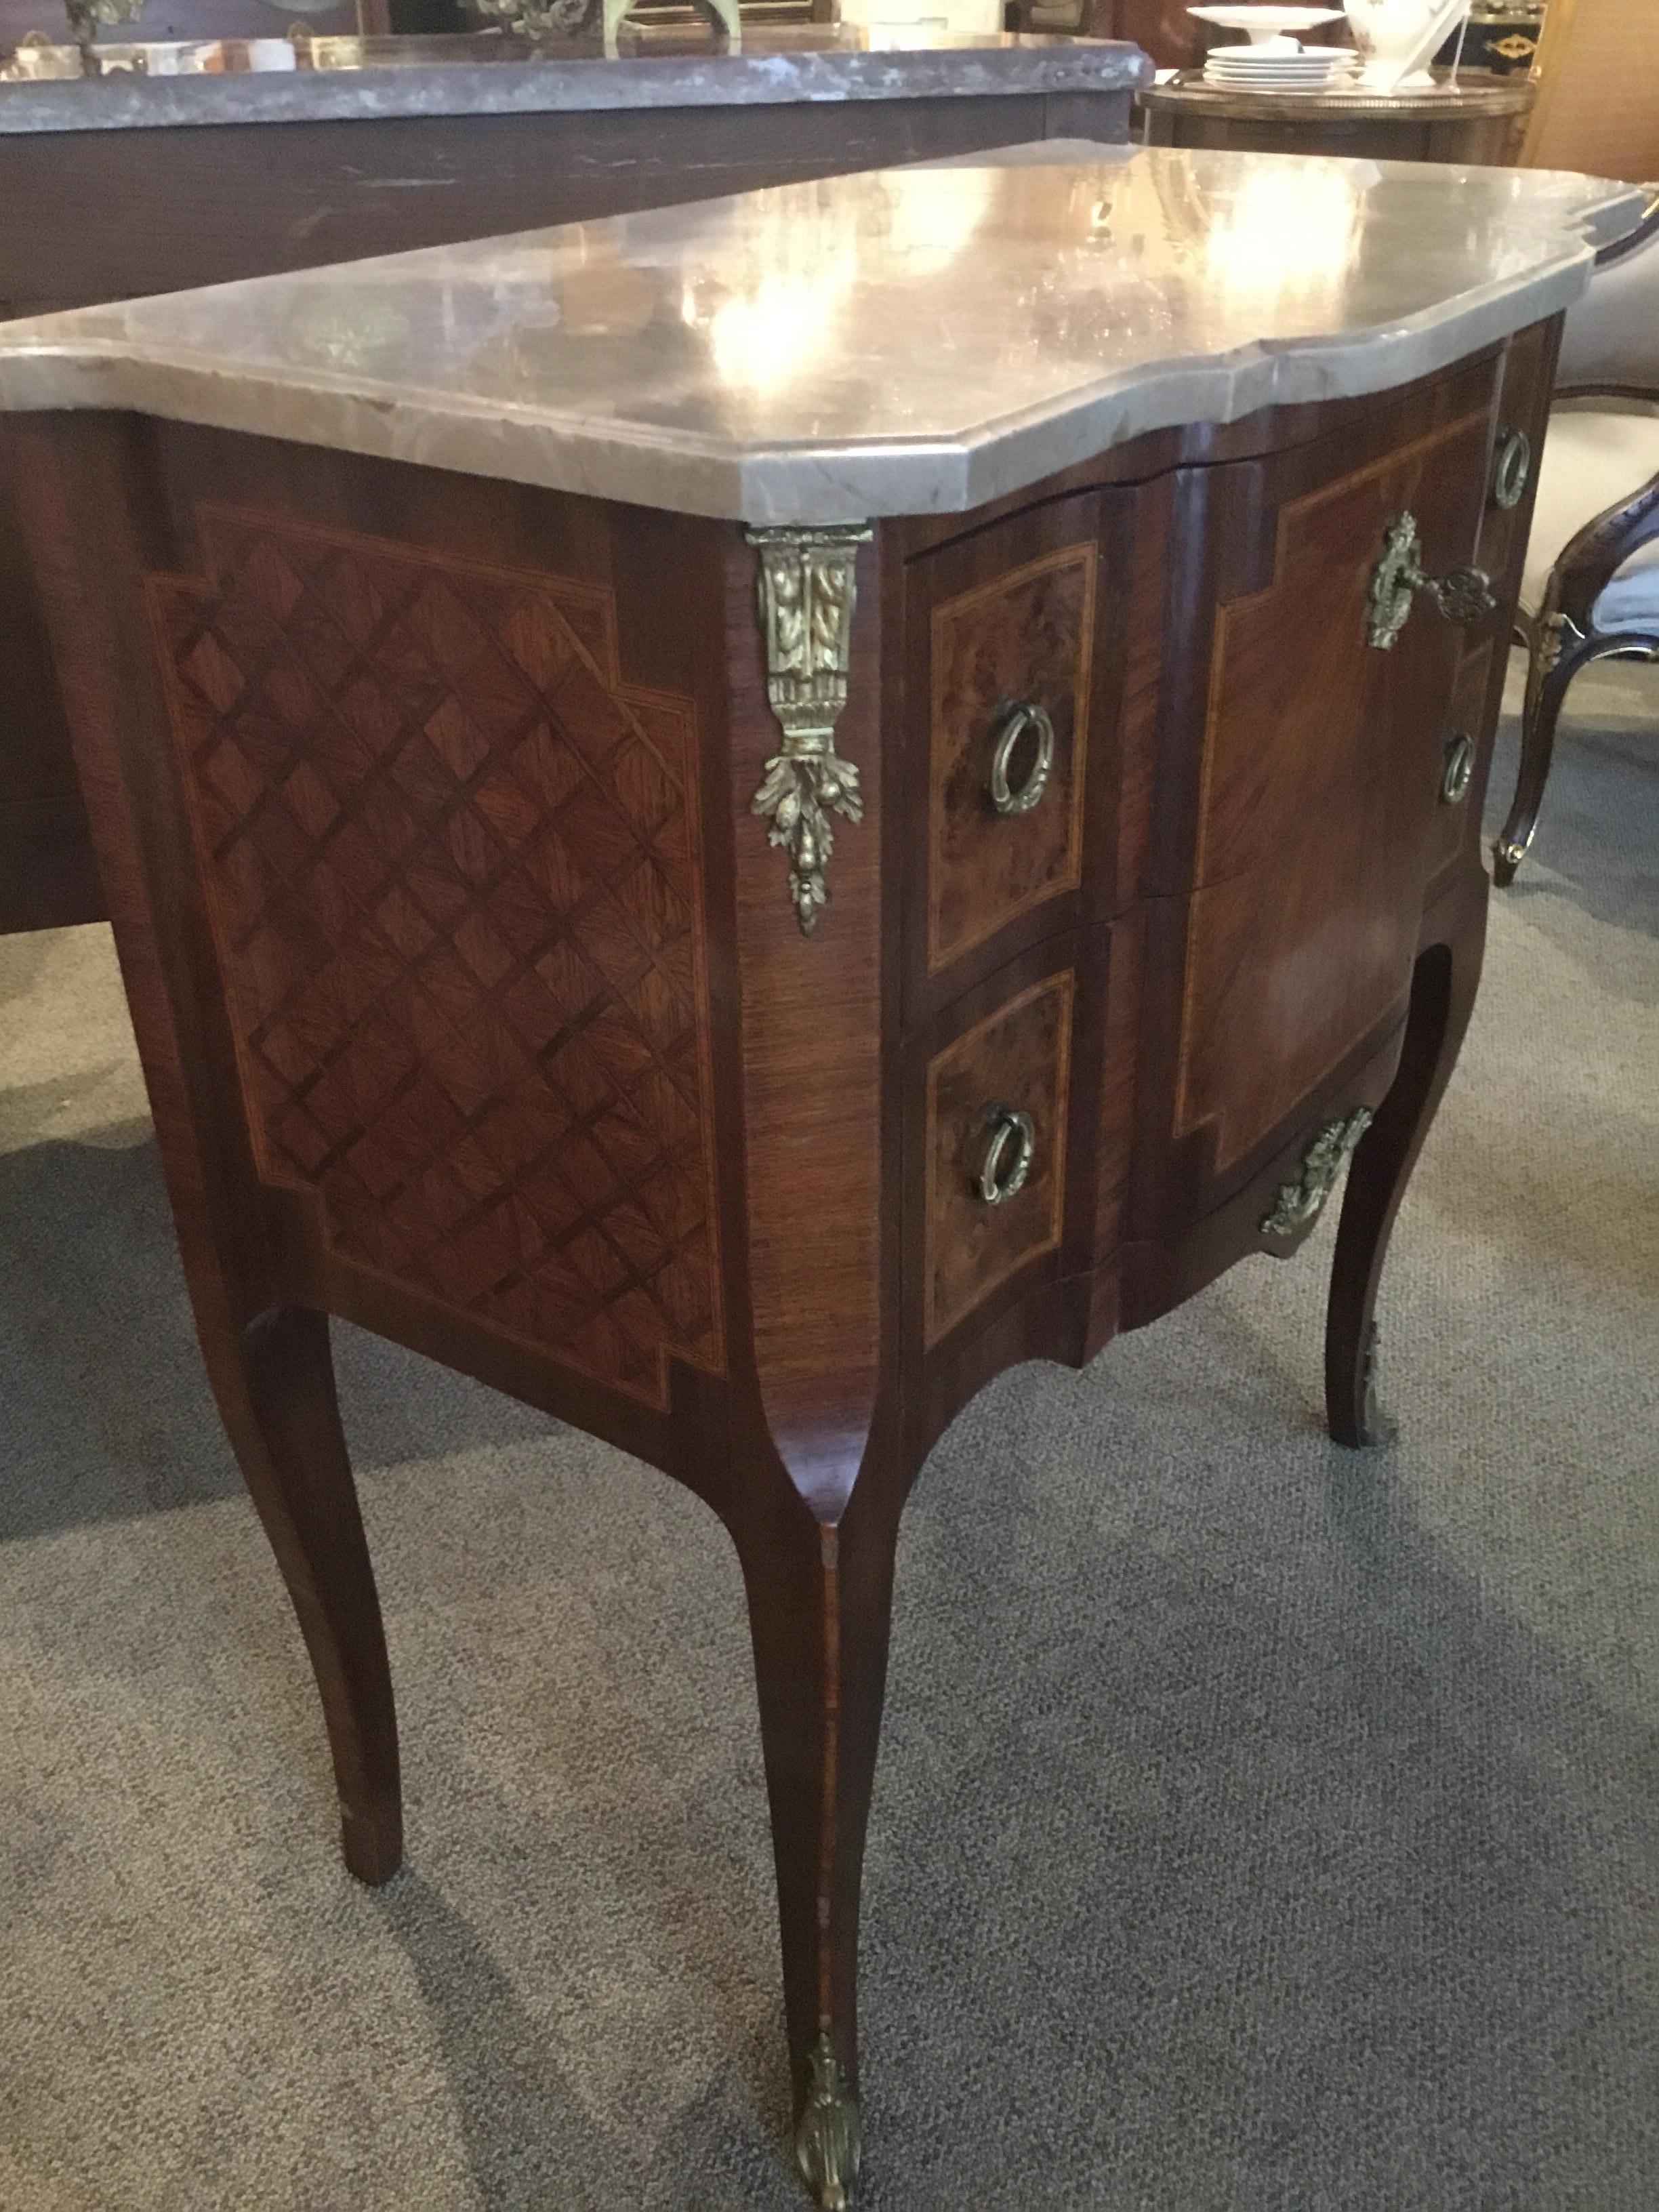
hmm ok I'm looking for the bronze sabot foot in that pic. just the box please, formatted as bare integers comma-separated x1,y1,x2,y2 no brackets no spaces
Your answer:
1349,1319,1398,1449
796,2034,862,2210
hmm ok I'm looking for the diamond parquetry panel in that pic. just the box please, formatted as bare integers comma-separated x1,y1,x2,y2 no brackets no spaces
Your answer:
149,506,724,1408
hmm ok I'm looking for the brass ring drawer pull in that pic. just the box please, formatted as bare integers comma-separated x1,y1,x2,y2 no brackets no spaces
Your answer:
1366,513,1496,650
1491,427,1532,511
988,701,1055,816
1441,731,1475,805
974,1105,1036,1206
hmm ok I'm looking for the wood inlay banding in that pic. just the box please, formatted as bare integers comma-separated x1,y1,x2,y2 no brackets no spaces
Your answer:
927,541,1095,974
924,969,1073,1347
150,506,723,1408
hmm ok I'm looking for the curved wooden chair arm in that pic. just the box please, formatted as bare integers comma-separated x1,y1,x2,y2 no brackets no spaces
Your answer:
1554,382,1659,404
1595,190,1659,267
1548,460,1659,632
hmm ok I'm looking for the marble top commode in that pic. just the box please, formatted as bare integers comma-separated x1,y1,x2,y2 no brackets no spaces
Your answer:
0,148,1641,525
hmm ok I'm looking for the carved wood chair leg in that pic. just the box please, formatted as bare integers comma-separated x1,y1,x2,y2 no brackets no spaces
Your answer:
209,1303,403,1885
735,1481,898,2211
1325,905,1487,1448
1494,638,1584,886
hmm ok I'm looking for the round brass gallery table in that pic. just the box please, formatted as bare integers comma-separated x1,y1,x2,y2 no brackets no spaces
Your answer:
1139,67,1536,165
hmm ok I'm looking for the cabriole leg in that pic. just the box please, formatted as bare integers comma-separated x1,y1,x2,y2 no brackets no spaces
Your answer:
206,1302,402,1884
735,1478,899,2209
1326,900,1486,1448
1494,630,1586,886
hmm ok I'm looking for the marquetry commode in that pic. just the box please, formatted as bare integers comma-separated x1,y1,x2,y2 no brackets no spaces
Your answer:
0,148,1641,2209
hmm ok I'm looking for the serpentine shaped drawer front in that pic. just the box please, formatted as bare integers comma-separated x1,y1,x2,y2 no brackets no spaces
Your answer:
1170,394,1496,1179
925,525,1097,977
923,968,1073,1349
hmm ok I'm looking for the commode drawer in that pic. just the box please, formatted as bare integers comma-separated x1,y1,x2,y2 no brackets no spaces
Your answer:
1162,385,1497,1192
918,961,1075,1350
905,491,1128,1019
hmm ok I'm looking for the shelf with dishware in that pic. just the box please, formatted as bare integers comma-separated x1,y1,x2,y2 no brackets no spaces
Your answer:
1141,1,1535,159
1189,5,1357,90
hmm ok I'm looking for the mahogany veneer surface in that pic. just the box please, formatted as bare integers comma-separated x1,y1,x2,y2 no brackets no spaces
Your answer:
1176,399,1496,1171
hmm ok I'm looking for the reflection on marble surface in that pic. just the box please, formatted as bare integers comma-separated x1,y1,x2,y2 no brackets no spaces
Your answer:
0,148,1643,524
1197,157,1372,321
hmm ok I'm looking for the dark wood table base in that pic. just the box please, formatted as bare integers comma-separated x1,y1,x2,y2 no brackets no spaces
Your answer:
1139,67,1534,165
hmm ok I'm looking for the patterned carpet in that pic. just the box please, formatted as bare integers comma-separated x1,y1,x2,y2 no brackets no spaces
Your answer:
1,657,1655,2211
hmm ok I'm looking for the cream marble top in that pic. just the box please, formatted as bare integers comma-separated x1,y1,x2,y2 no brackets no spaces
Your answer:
0,148,1642,525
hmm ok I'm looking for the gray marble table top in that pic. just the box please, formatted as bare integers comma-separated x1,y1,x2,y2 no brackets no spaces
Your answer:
0,26,1148,134
0,146,1642,525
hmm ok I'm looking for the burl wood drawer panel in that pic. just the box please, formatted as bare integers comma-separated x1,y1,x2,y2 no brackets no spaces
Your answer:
1174,396,1496,1176
918,498,1101,981
923,967,1073,1348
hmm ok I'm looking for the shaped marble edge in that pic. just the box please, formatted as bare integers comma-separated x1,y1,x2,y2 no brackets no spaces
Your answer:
0,35,1151,134
0,153,1644,527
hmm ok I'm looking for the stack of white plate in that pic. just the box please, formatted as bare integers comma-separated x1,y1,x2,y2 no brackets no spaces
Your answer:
1203,39,1358,90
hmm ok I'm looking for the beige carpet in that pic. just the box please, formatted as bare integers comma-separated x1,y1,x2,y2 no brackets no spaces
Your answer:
1,657,1656,2211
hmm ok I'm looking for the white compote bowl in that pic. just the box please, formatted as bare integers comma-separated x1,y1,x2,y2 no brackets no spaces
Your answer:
1188,6,1347,41
1343,0,1467,89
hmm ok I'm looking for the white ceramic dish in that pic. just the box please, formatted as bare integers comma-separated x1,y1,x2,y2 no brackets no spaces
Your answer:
1206,50,1351,64
1205,53,1355,73
1346,0,1469,89
1204,70,1357,85
1204,62,1357,83
1187,5,1346,41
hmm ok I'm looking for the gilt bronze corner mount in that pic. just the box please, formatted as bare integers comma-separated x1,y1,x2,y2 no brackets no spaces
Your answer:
747,524,873,936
